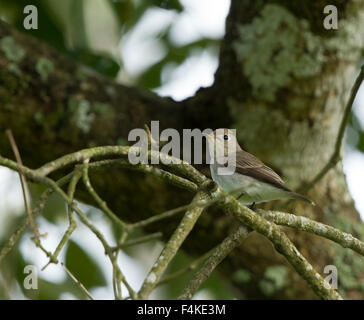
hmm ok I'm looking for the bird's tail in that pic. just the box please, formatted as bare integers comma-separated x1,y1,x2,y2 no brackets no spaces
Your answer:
289,192,316,206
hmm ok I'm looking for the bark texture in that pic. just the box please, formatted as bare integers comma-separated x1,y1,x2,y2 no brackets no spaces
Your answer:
1,0,364,299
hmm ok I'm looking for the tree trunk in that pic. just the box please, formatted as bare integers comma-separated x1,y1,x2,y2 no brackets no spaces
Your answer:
1,1,364,299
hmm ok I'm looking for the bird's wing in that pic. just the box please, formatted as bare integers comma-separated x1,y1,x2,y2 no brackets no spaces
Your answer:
233,150,290,191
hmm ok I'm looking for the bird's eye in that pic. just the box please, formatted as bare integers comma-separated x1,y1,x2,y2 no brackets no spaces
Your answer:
223,135,229,140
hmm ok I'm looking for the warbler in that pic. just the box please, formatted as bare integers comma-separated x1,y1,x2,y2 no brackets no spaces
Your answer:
204,129,315,206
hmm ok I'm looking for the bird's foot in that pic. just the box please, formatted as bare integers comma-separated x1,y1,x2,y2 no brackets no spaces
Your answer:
248,202,256,211
237,192,245,200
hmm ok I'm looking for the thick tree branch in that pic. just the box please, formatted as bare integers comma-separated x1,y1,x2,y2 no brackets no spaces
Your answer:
1,0,364,299
137,191,210,300
259,210,364,257
0,147,346,299
87,159,198,193
210,188,342,300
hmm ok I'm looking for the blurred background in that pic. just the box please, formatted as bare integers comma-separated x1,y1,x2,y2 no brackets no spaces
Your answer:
0,0,363,299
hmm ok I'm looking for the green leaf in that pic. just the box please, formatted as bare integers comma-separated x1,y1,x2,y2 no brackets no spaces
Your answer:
108,0,134,25
65,240,106,289
110,0,182,35
138,60,165,89
36,279,62,300
1,0,68,53
357,130,364,152
137,38,219,89
67,50,120,78
232,269,252,283
35,191,67,224
71,0,88,49
151,0,183,12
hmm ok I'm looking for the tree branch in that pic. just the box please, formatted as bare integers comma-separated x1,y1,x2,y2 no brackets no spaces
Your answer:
259,210,364,256
179,224,250,300
61,262,94,300
42,170,82,270
210,188,343,300
87,159,198,193
0,173,73,264
0,147,346,299
137,191,210,300
1,2,363,300
111,232,162,250
5,129,39,240
300,65,364,193
82,159,128,230
157,247,217,287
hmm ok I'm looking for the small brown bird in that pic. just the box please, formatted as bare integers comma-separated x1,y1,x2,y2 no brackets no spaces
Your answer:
204,129,314,206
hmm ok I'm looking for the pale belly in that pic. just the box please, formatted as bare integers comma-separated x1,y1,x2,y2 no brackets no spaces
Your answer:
210,165,291,205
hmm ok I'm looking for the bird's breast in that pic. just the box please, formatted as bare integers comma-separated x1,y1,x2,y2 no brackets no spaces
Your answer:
210,164,254,192
210,164,291,205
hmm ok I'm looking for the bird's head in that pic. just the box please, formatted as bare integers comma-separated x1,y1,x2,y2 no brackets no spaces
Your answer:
204,128,241,160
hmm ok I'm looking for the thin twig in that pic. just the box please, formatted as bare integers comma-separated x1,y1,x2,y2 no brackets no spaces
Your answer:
157,248,215,287
130,204,198,230
5,129,39,240
111,232,162,251
137,191,209,299
0,154,136,300
82,160,127,230
64,191,136,300
129,197,221,230
6,130,54,260
61,262,94,300
211,187,342,300
300,65,364,193
0,148,345,300
0,173,73,264
144,123,153,150
87,159,198,193
42,170,82,270
35,146,206,185
113,231,128,300
179,225,250,299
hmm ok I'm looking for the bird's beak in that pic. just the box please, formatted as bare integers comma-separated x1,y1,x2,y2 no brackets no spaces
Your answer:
203,133,213,141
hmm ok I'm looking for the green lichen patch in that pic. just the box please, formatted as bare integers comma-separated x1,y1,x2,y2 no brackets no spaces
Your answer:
36,58,54,82
324,212,364,296
68,99,95,134
76,67,87,81
93,102,109,114
326,10,364,60
232,269,252,283
233,4,325,102
0,36,26,62
258,265,289,296
33,111,44,124
7,62,21,76
333,243,364,296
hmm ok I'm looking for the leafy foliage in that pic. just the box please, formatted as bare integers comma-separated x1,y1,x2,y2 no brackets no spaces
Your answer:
65,240,106,290
348,110,364,153
0,0,218,88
